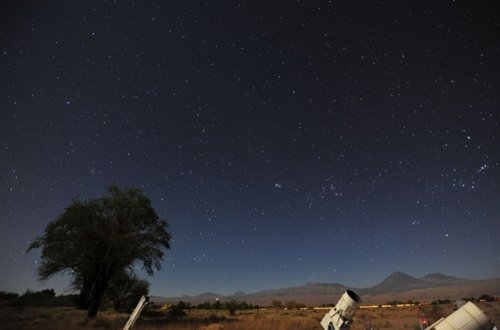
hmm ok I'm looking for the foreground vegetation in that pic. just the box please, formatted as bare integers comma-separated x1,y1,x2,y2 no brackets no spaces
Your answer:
26,186,171,317
1,301,498,330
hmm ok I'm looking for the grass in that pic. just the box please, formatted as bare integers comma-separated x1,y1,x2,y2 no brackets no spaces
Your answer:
0,301,498,329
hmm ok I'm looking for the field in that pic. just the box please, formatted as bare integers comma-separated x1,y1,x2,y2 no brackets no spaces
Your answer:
1,301,499,330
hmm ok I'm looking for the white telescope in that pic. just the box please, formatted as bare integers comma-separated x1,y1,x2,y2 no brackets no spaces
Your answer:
320,290,362,330
425,301,497,330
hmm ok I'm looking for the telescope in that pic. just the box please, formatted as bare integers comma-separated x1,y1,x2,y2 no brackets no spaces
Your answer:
320,290,362,330
424,301,497,330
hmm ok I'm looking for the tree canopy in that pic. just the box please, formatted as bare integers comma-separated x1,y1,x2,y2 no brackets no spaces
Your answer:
28,185,171,317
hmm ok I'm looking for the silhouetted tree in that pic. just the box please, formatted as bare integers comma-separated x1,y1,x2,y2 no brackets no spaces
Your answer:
165,305,186,320
285,300,304,309
0,291,19,301
175,300,192,310
271,300,282,308
224,299,239,315
479,294,495,302
27,186,171,317
176,300,187,310
197,302,213,309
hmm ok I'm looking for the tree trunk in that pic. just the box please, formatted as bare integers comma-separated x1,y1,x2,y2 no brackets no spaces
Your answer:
77,289,89,310
87,277,109,318
77,277,92,310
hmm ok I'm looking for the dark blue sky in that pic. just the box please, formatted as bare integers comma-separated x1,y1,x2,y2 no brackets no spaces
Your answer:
1,0,499,297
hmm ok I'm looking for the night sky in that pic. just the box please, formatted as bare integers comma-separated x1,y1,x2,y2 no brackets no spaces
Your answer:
1,1,499,297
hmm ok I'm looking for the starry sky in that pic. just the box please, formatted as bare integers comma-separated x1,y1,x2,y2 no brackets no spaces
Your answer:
1,0,499,297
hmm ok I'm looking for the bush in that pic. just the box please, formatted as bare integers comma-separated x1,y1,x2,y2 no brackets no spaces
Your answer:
0,291,19,301
8,289,78,308
478,294,495,302
165,305,186,321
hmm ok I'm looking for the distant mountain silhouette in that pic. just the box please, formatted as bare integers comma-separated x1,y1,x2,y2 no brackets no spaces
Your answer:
419,273,466,284
193,292,222,300
364,271,429,293
151,271,499,305
361,271,469,294
231,291,247,297
249,282,347,297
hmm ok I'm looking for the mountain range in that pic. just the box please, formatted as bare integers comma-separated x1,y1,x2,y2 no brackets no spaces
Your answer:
151,272,500,305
